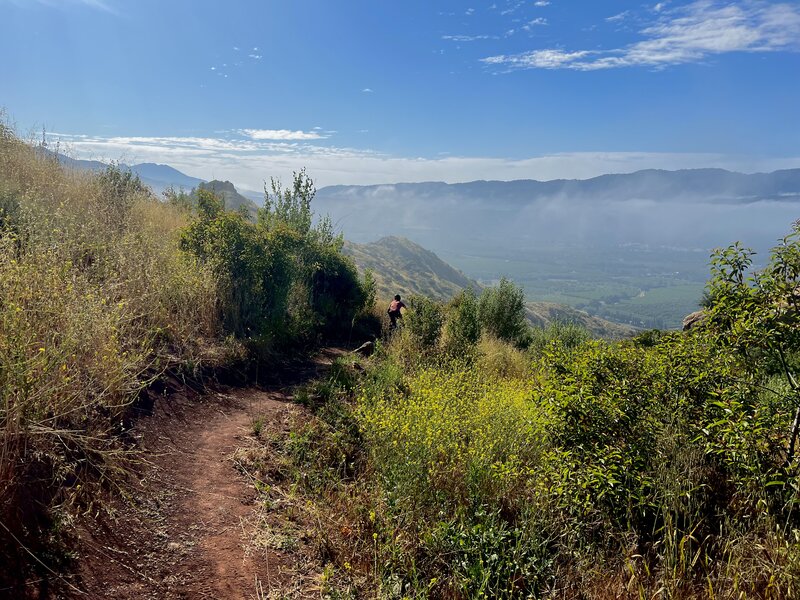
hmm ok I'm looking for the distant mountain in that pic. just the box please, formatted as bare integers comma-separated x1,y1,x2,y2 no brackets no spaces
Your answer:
314,167,800,275
43,149,205,198
130,163,203,192
319,168,800,207
194,180,259,220
343,236,478,302
39,147,108,172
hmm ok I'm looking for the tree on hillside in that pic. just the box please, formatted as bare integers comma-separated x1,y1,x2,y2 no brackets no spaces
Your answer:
445,286,480,353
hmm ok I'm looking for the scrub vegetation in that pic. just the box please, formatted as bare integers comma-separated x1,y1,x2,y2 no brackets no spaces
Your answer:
251,224,800,598
0,125,371,590
4,119,800,598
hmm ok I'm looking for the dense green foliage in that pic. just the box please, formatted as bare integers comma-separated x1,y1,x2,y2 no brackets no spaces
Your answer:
181,170,368,346
272,224,800,598
444,287,481,355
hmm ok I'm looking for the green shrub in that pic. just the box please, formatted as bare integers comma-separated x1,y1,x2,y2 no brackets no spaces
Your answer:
404,294,445,350
478,277,529,347
181,171,367,346
528,320,591,357
443,286,480,356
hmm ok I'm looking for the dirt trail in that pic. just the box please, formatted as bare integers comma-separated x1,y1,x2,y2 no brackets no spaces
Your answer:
67,349,345,600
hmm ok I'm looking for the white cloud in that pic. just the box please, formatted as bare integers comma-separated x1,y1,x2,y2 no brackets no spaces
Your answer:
361,88,374,93
442,34,494,42
534,1,550,6
248,54,262,60
239,129,327,140
500,0,524,15
47,131,800,189
523,17,547,30
606,11,630,22
483,49,594,69
483,1,800,71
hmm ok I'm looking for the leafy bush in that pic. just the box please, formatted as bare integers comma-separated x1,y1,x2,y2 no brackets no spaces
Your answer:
478,277,529,347
443,286,480,356
181,170,368,347
404,294,445,350
528,319,591,357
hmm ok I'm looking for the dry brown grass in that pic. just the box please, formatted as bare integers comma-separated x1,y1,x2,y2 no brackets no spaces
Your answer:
0,122,228,589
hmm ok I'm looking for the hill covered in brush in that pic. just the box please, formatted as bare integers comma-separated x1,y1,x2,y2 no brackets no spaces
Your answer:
343,236,477,302
0,127,372,593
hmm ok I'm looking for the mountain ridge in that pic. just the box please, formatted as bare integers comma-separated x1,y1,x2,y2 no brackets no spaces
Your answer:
318,167,800,204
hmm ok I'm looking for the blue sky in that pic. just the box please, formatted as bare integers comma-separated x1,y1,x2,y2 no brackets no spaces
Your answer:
2,0,799,188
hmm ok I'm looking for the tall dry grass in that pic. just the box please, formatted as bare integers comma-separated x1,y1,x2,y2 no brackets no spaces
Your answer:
0,123,225,587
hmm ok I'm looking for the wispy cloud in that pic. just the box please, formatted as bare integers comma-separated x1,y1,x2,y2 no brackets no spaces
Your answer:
522,17,547,30
47,131,800,189
7,0,117,12
534,1,550,6
239,129,327,141
442,34,494,42
361,88,374,93
606,10,631,23
500,0,524,16
483,1,800,71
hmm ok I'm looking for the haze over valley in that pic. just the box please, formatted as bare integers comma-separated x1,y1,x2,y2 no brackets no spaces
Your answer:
313,169,800,328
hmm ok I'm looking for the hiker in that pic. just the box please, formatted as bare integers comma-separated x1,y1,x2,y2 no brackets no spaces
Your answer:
387,294,406,331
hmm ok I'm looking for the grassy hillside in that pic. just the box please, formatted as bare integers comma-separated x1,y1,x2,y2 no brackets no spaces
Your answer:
343,235,478,302
250,225,800,597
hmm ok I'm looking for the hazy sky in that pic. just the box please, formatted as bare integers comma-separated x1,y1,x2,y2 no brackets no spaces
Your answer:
2,0,799,187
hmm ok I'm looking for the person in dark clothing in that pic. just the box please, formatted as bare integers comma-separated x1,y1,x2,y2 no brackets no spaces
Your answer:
387,294,406,331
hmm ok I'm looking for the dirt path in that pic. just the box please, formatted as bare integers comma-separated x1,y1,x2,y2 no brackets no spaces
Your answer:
66,349,345,599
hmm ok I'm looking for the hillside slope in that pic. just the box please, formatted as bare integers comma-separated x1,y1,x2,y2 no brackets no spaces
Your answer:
194,180,259,219
343,236,477,302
